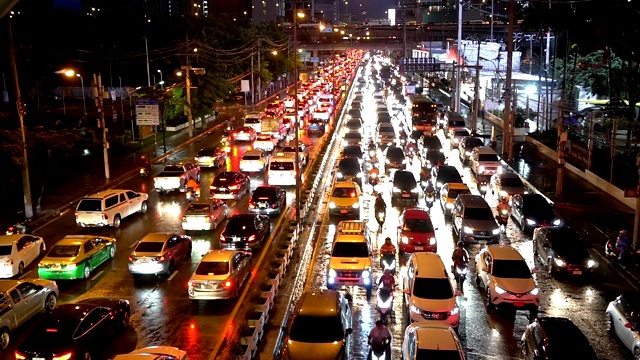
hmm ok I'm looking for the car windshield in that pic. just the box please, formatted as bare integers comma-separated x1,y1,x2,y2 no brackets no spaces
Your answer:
213,174,236,185
413,278,453,299
387,148,404,160
478,154,499,161
491,259,532,278
342,147,362,157
454,130,470,137
501,177,523,187
289,315,344,343
415,350,461,359
465,138,484,147
332,242,369,257
332,187,358,198
198,148,218,156
245,118,259,124
524,196,553,214
347,120,361,128
282,146,296,152
423,137,442,148
257,135,271,141
186,204,210,213
394,172,416,188
195,261,229,276
48,245,80,257
0,246,11,256
403,219,434,232
379,126,394,133
426,152,445,163
463,207,495,220
344,132,362,140
270,162,294,171
77,199,102,212
339,158,360,171
163,165,184,172
449,120,465,127
242,155,261,161
135,242,164,253
447,189,470,199
252,187,276,200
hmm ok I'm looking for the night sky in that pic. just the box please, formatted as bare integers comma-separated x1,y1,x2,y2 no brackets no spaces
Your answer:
52,0,81,12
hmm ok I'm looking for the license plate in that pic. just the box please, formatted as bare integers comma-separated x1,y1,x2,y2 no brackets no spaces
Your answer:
138,258,149,263
340,210,348,214
259,204,267,209
233,237,241,242
514,301,524,307
414,246,424,251
573,270,582,275
219,188,227,191
34,358,45,360
402,194,410,198
51,265,61,271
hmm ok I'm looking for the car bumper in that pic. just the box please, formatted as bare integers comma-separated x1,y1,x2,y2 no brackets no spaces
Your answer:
188,287,234,300
385,164,406,172
221,242,260,251
196,160,218,167
249,207,281,216
254,145,275,152
399,242,436,253
460,233,500,244
156,186,182,192
240,165,265,172
233,136,253,141
212,192,240,200
491,293,540,308
329,207,360,217
268,178,297,186
0,266,16,278
553,265,594,276
392,194,419,202
128,262,169,275
327,276,372,288
409,311,460,328
38,267,84,280
182,221,214,231
76,221,109,227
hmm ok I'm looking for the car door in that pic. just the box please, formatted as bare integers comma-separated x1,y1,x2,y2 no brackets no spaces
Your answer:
7,289,30,325
126,191,142,213
440,184,448,206
119,192,132,218
535,229,549,264
510,195,523,224
15,282,42,320
524,326,545,359
166,235,183,262
616,299,637,349
478,252,491,286
23,236,40,265
83,240,100,270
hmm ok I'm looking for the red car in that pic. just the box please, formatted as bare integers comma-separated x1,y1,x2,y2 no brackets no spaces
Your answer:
397,208,437,254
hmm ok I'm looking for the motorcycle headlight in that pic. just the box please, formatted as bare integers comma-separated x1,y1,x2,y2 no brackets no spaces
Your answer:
352,202,360,209
328,269,337,278
553,219,562,226
393,187,401,192
329,202,336,209
446,203,454,209
385,159,390,164
465,151,471,156
499,190,508,197
463,226,473,234
411,187,419,193
492,228,500,235
429,237,436,245
529,288,540,296
554,258,565,267
493,285,507,294
401,236,409,244
356,172,363,178
362,270,371,278
456,266,467,274
436,182,442,188
526,218,537,226
587,259,597,268
336,172,343,178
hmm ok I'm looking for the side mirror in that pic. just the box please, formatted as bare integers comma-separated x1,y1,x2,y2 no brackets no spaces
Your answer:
455,290,462,296
346,328,353,335
403,288,410,295
281,326,289,334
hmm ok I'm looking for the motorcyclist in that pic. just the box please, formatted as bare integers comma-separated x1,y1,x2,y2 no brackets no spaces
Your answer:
616,230,631,261
497,198,510,217
451,241,469,272
378,269,396,291
424,181,435,197
186,178,200,194
380,237,396,256
374,193,387,213
368,319,392,356
138,155,151,173
225,119,233,130
405,140,417,155
369,166,380,180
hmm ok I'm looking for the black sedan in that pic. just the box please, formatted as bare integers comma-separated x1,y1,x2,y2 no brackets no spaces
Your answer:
249,186,287,216
210,172,250,200
419,135,443,156
533,226,597,277
341,145,364,162
16,298,130,360
510,193,562,232
220,214,271,251
424,150,446,170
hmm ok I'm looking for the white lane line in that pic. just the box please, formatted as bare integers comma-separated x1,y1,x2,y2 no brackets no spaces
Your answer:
129,240,139,249
18,270,33,279
167,270,178,281
91,270,104,281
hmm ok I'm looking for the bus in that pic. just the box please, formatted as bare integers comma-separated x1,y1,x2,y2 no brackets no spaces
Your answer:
410,95,439,135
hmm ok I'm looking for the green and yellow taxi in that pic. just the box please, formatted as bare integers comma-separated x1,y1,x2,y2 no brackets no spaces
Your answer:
37,235,116,280
328,180,362,217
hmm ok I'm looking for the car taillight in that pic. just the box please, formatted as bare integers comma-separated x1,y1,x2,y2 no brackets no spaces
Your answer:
248,203,255,209
207,216,214,222
182,216,187,221
188,280,194,288
74,212,78,219
229,185,239,190
101,213,108,220
224,280,233,288
194,157,199,161
248,235,256,242
128,256,135,262
220,235,226,242
14,351,27,360
4,260,13,266
153,256,165,262
52,352,73,360
210,186,217,190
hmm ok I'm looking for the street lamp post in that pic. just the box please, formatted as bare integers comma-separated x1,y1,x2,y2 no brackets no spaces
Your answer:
294,8,305,225
75,74,87,118
157,69,164,89
37,69,75,111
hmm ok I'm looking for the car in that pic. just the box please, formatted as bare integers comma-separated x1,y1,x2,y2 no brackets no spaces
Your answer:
0,235,45,277
491,173,527,201
210,171,251,200
328,181,362,217
470,146,503,176
267,156,299,186
397,208,437,254
403,252,460,328
220,214,270,251
377,125,396,147
154,163,201,194
239,149,268,173
188,250,252,300
253,134,278,152
336,157,364,185
194,146,227,168
449,129,470,150
444,112,467,138
307,119,325,135
113,346,190,360
521,317,598,360
128,233,192,277
459,136,485,163
342,131,363,148
432,165,463,191
249,185,287,216
75,189,149,228
284,108,297,128
296,104,308,118
38,235,116,280
510,193,562,232
283,96,295,108
243,112,264,133
533,226,597,277
280,289,353,360
345,118,363,132
313,107,331,121
231,126,257,142
384,146,407,173
391,170,420,206
401,323,465,360
419,135,443,156
341,145,363,162
280,144,309,167
451,195,500,244
440,183,471,216
326,221,373,297
0,279,59,350
605,292,640,356
424,150,446,170
475,245,540,314
15,298,131,360
181,199,228,231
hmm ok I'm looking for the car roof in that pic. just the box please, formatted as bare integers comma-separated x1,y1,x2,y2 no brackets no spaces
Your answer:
499,172,520,179
0,280,23,292
296,289,341,317
83,189,126,200
243,150,264,156
190,198,216,206
270,156,296,162
57,235,102,245
536,317,595,355
486,245,525,260
403,208,430,219
334,181,359,189
412,252,447,278
0,234,24,245
411,323,459,351
456,194,488,208
140,233,173,243
114,346,187,360
202,250,236,262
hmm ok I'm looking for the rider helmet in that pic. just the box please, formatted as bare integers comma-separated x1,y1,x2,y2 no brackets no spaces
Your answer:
620,230,629,237
457,241,464,248
383,269,391,276
385,237,392,244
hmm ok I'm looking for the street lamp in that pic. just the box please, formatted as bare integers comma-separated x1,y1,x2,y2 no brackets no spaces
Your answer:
70,73,87,118
157,69,164,89
294,8,305,225
36,68,74,111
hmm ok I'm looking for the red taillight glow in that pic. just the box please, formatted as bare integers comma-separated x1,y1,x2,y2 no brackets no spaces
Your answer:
52,352,73,360
74,212,78,219
182,216,187,221
101,213,108,220
4,260,13,266
207,216,214,222
14,352,26,360
248,203,255,209
248,235,256,242
46,328,58,332
220,235,226,242
224,280,232,288
128,256,135,262
229,185,239,190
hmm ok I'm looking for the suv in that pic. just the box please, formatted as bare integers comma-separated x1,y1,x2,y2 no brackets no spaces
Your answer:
432,165,463,191
459,136,485,163
451,195,500,244
403,252,460,328
336,157,364,185
327,221,373,298
75,190,149,228
521,317,597,359
471,146,503,176
328,181,362,218
475,245,540,314
281,289,353,359
384,146,406,173
391,170,420,206
402,323,465,360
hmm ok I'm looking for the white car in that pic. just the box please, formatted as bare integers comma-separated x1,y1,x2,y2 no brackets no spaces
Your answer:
402,323,466,360
605,293,640,357
313,108,331,121
279,144,309,167
283,109,297,128
75,189,149,228
113,346,189,360
283,96,296,108
475,245,540,315
0,235,45,277
253,134,277,152
239,150,268,173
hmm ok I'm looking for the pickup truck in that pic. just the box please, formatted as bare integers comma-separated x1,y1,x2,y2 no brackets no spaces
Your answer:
0,279,59,349
153,163,201,194
261,116,287,140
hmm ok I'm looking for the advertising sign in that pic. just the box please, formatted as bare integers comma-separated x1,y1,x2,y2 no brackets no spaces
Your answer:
135,99,160,126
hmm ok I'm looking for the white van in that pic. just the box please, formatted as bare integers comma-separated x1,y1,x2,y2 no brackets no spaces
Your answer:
75,189,149,228
244,112,264,133
267,156,303,186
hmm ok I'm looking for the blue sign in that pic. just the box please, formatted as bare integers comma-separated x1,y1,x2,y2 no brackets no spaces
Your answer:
136,99,159,106
310,57,320,63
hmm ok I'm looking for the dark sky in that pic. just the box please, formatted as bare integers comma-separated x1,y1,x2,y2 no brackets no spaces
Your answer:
52,0,81,12
344,0,395,20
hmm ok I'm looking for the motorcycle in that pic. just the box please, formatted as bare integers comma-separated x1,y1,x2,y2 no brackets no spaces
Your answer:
369,171,380,186
380,253,396,275
477,178,489,196
6,221,31,235
454,262,468,291
496,209,509,231
140,166,151,178
605,240,640,266
375,208,386,227
368,148,377,160
425,191,435,209
185,187,200,201
369,339,390,360
376,288,394,323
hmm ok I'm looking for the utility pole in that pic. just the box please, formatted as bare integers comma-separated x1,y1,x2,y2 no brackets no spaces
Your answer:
183,34,194,138
502,0,515,160
257,39,262,101
92,74,110,179
8,20,33,218
403,0,408,58
251,55,255,104
293,4,301,225
144,37,151,87
472,41,481,134
634,154,640,250
455,0,463,113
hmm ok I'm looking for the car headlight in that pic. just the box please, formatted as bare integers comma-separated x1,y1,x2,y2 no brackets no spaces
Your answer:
336,172,343,178
555,258,565,267
401,236,409,244
361,270,371,278
529,288,540,296
463,226,473,234
493,285,507,294
411,187,419,193
526,218,537,226
66,263,77,270
356,172,363,178
465,151,471,156
429,237,436,245
385,159,390,164
352,202,360,209
499,190,508,197
553,219,562,226
587,259,597,268
448,306,459,316
393,187,401,192
436,182,442,188
492,228,500,235
328,269,337,278
328,202,336,209
446,203,454,209
410,305,421,314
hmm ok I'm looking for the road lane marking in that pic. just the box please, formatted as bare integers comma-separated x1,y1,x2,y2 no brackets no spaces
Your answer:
18,270,33,279
91,271,104,281
130,305,149,322
129,240,139,249
167,270,179,281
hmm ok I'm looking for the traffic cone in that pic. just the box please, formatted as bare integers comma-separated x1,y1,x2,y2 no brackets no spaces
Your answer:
490,126,497,148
